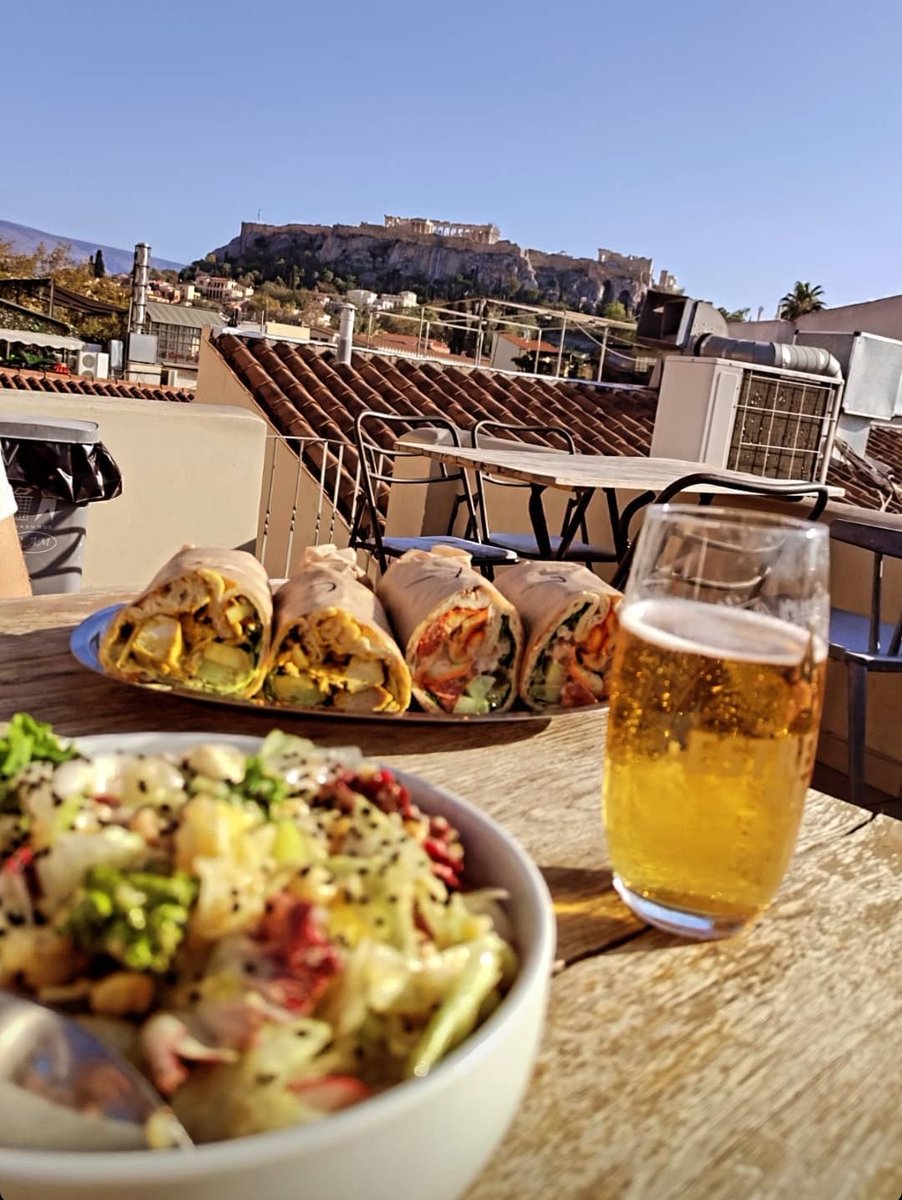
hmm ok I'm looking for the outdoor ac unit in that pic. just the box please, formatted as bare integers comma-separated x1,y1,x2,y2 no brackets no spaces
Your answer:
650,355,843,483
75,350,110,379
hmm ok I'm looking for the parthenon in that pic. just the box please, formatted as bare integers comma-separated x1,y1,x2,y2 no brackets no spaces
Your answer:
383,215,501,243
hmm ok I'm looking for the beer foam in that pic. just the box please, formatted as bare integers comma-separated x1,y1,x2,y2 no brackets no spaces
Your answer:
621,598,825,665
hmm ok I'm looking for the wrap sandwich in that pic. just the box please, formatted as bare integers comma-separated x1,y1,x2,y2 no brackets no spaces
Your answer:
377,546,523,716
262,545,411,712
494,561,621,711
99,546,272,697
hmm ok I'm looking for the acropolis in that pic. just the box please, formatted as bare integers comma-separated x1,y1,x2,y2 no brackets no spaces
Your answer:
383,215,501,244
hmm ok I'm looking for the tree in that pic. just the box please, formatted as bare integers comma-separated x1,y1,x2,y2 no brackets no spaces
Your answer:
717,306,750,323
602,300,629,321
93,248,106,278
779,282,825,320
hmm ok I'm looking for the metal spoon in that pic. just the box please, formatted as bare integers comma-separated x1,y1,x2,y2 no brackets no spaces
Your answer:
0,993,192,1151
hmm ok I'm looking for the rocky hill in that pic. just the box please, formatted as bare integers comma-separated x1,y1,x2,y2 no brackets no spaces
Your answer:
211,221,657,311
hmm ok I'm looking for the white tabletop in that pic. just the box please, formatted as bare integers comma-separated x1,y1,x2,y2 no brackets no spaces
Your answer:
403,442,844,498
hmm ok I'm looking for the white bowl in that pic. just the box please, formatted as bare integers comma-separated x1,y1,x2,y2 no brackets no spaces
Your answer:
0,733,556,1200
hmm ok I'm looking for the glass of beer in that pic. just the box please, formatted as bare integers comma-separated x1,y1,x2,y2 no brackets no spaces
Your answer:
603,505,829,939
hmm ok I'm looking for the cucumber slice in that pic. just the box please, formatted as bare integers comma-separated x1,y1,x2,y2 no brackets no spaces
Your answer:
453,694,491,715
465,674,496,701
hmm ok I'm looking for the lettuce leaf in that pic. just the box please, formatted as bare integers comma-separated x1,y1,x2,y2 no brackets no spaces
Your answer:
0,713,77,812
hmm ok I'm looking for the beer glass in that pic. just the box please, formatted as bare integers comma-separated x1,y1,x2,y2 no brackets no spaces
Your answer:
603,505,829,939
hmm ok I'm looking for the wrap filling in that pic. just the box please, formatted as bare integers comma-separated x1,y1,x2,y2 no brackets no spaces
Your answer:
527,602,619,709
264,611,406,713
413,608,516,715
103,569,265,694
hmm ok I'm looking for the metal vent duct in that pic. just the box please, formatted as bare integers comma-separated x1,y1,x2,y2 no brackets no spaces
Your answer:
336,303,356,366
694,334,842,379
131,243,151,333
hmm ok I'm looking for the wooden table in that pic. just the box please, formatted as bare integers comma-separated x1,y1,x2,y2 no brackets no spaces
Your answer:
405,443,844,563
0,592,899,1200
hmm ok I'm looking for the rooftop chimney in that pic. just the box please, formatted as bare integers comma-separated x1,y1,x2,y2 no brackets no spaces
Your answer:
131,243,151,333
336,303,356,366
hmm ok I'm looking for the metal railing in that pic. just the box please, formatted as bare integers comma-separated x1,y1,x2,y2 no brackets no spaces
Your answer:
259,433,363,577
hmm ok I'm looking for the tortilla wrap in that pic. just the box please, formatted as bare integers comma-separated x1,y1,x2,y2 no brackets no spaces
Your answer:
263,546,411,713
99,546,273,697
494,561,621,711
377,546,523,715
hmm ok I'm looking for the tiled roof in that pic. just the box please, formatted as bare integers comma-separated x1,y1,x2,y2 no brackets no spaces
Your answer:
829,424,902,512
210,333,902,519
354,331,475,364
497,334,559,353
212,333,657,522
0,367,194,404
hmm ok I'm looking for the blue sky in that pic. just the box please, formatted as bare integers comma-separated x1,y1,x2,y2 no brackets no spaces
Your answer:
2,0,900,314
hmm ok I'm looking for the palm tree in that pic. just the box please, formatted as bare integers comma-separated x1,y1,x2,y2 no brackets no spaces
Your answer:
779,281,825,320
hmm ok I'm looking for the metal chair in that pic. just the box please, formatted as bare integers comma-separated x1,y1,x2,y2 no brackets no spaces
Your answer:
470,420,621,566
611,472,830,590
351,410,518,575
828,518,902,808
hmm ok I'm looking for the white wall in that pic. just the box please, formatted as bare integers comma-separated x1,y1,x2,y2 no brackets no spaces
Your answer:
729,292,902,343
0,392,267,588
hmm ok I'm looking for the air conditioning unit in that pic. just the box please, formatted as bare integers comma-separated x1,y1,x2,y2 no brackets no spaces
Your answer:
75,350,110,379
650,355,843,483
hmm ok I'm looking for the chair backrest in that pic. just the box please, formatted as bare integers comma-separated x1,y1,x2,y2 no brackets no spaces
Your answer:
612,472,830,591
830,518,902,656
352,410,479,565
653,472,830,519
471,420,577,541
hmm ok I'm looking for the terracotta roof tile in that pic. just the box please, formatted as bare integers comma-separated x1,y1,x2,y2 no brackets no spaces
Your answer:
0,367,193,404
211,333,902,522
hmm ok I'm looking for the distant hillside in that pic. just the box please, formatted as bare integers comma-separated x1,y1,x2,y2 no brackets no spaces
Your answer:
0,220,183,275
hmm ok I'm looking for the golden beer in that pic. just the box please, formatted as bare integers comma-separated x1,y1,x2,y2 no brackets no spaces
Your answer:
603,597,826,932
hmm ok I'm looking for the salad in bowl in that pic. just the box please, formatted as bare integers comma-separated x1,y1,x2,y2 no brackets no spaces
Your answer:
0,714,518,1146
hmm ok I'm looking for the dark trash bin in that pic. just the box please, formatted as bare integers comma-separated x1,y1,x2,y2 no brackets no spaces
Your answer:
0,416,123,595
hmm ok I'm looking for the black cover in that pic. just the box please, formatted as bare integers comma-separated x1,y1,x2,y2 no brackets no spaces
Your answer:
1,437,123,505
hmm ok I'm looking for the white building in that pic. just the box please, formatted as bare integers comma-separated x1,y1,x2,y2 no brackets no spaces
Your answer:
194,274,255,303
346,289,379,308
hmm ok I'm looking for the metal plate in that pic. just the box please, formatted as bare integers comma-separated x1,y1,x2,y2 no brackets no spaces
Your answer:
70,605,597,725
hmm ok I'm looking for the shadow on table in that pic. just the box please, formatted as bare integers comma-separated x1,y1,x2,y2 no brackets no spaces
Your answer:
540,865,645,963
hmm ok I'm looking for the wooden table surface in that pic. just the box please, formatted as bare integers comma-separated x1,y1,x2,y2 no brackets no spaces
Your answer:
404,443,846,500
0,592,899,1200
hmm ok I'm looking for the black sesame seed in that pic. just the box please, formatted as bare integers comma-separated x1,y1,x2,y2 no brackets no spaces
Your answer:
188,989,202,1003
51,795,63,808
231,902,241,913
137,780,148,794
33,911,47,927
295,1028,310,1038
255,1073,277,1086
7,913,26,927
299,865,311,877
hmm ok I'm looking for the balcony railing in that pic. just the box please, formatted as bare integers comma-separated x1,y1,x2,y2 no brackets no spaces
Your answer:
258,434,364,577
